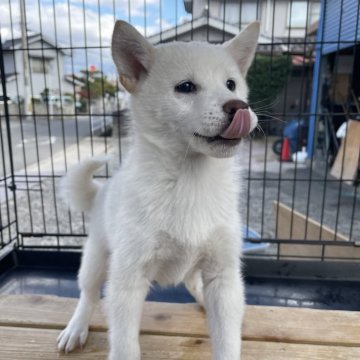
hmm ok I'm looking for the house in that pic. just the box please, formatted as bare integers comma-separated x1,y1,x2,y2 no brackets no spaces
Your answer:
148,0,320,133
307,0,360,157
149,0,320,48
2,33,69,102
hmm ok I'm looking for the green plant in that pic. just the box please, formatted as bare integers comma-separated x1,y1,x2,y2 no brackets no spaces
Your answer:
79,70,117,99
40,88,50,102
64,92,75,99
247,55,292,111
31,97,41,104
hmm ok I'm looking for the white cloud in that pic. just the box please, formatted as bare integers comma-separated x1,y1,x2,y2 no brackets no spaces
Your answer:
1,0,159,46
178,14,192,24
1,0,118,76
135,16,174,37
0,0,185,76
69,0,159,18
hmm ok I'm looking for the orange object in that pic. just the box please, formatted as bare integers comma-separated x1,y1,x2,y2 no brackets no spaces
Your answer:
281,138,292,162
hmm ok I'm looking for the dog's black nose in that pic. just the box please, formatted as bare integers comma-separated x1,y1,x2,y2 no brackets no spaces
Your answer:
223,100,249,117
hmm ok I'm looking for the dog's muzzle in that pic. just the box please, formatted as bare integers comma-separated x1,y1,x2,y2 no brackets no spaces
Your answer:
221,100,251,139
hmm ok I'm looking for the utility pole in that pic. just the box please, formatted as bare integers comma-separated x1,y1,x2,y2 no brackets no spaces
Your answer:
19,0,30,115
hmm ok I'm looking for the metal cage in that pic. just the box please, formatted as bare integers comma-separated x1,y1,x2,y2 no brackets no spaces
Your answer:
0,0,359,274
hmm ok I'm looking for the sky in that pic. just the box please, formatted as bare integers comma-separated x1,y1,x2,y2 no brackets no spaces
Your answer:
0,0,190,79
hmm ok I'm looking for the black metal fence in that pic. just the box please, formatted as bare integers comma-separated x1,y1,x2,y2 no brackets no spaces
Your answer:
0,0,359,262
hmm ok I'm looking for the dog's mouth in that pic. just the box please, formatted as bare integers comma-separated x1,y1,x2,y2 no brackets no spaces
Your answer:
194,133,241,145
194,109,252,145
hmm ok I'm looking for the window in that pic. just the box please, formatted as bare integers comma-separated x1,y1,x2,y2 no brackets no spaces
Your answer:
287,1,308,28
287,1,321,28
241,3,258,24
309,3,320,25
224,3,240,25
31,58,50,73
222,2,258,26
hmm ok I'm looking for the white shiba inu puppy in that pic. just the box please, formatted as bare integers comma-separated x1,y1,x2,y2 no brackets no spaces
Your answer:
58,20,260,360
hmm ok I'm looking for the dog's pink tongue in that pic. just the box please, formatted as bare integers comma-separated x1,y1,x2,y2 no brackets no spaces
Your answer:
221,109,251,139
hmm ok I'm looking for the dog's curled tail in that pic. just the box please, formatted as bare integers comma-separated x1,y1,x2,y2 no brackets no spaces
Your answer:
61,156,110,212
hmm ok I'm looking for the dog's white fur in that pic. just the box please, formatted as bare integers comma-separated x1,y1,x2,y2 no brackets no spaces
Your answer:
57,20,259,360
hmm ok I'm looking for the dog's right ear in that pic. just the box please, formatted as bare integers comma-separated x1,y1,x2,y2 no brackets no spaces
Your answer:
111,20,154,93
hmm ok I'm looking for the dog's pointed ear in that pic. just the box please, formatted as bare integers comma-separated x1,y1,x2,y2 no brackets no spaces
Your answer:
223,21,260,76
111,20,154,93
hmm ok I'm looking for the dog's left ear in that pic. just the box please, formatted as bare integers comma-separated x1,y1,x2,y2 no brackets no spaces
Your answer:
223,21,260,76
112,20,155,93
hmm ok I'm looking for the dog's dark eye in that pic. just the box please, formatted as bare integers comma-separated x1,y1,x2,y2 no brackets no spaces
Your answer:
226,79,236,91
175,81,197,93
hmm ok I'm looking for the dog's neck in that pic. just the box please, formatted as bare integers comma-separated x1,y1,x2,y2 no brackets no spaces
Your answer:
132,131,235,179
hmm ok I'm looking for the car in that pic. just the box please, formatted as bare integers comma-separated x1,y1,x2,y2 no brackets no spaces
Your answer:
46,95,74,108
91,114,113,137
0,95,12,105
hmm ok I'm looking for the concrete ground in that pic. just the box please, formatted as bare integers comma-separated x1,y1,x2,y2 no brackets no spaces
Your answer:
1,112,359,255
241,137,359,243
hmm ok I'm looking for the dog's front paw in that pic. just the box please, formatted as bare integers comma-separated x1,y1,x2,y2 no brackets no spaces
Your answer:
57,321,89,353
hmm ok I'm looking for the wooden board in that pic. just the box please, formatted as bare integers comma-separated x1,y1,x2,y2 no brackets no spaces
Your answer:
324,245,360,260
273,201,356,260
329,73,350,104
2,295,360,347
331,120,360,183
274,201,348,242
1,326,360,360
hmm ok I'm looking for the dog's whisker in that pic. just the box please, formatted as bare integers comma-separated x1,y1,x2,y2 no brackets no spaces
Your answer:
183,142,191,162
257,114,287,124
249,96,276,106
252,98,281,112
254,96,280,106
252,104,276,112
256,124,265,136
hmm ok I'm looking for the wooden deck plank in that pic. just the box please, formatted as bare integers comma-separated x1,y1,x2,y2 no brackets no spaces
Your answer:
1,326,360,360
1,295,360,348
331,120,360,184
0,295,204,334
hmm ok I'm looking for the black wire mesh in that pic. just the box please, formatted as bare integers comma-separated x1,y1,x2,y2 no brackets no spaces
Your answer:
0,0,359,261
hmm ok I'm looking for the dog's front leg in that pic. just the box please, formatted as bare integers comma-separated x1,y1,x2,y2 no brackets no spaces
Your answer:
203,267,244,360
106,252,149,360
202,233,244,360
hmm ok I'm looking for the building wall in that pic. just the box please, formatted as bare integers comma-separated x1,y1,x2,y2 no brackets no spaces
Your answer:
186,0,320,38
307,0,360,156
4,40,67,100
260,0,320,38
61,81,76,96
173,26,235,42
3,53,15,75
28,41,65,97
4,51,24,99
322,0,360,55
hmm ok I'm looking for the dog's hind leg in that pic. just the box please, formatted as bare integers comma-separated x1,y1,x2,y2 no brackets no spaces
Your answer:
185,269,204,307
57,233,108,353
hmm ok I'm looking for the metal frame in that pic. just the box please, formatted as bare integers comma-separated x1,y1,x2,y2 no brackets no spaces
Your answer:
2,249,360,283
0,0,359,266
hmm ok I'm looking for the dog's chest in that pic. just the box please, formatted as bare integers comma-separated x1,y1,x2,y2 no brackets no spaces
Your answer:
150,165,240,245
150,232,200,285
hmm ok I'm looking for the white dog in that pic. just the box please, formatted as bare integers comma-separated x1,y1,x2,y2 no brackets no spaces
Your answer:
57,20,259,360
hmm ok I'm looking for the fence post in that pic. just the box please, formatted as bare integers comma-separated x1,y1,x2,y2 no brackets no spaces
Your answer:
0,33,19,247
307,0,325,158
